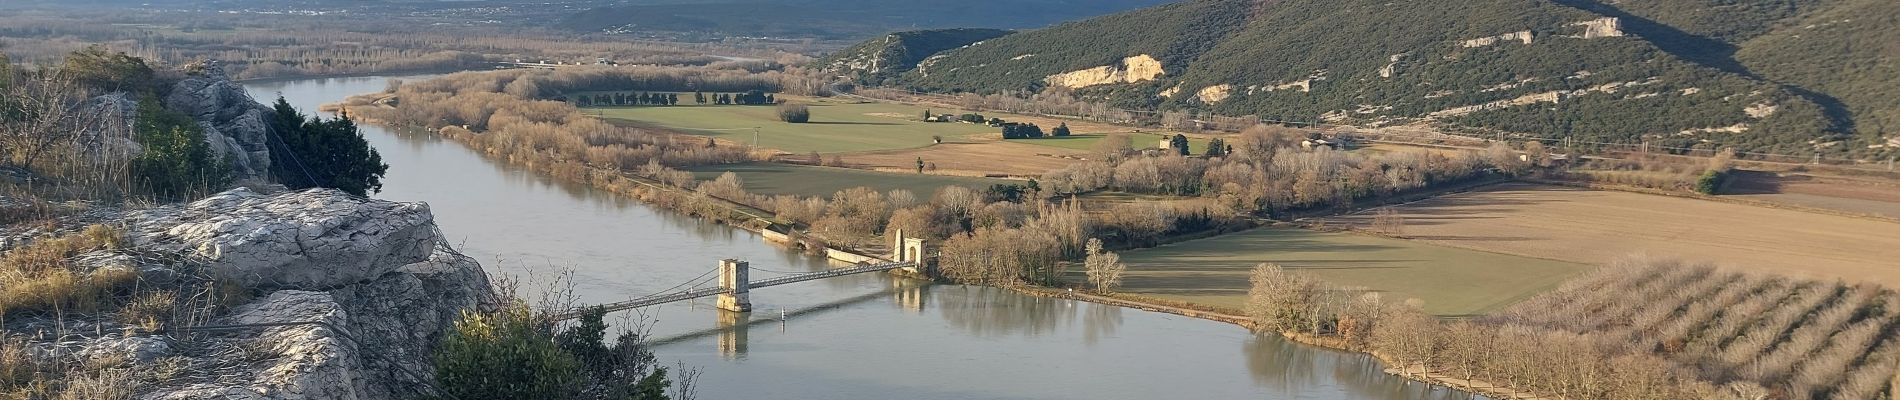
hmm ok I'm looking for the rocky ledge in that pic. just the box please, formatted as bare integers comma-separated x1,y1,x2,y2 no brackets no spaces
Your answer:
4,188,494,399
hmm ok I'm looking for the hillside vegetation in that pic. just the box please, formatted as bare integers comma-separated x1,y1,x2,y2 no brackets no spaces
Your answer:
823,28,1013,86
558,0,1172,40
860,0,1897,158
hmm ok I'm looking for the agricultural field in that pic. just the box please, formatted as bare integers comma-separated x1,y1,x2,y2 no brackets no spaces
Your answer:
1725,171,1900,219
1110,226,1588,317
1013,132,1210,153
588,98,994,153
1497,261,1900,399
1071,191,1202,213
837,141,1089,177
1326,182,1900,287
682,162,1014,198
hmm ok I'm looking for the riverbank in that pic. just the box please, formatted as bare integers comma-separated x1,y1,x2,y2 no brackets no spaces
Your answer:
1014,285,1540,400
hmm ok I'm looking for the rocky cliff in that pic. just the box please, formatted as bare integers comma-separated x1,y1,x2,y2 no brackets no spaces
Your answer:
1,188,493,399
162,61,275,181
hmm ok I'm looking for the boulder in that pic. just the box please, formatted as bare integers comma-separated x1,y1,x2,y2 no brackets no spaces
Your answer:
140,291,366,400
116,188,495,400
330,248,494,399
163,61,275,180
127,188,438,290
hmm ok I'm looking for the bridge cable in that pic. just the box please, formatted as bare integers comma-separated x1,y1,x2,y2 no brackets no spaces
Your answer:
747,266,809,275
637,266,721,299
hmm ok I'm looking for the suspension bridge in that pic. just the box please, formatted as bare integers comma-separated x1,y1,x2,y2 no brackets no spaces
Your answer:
549,234,932,320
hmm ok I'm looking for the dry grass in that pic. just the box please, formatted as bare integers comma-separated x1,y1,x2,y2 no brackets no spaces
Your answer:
838,141,1089,177
0,225,133,317
1326,182,1900,287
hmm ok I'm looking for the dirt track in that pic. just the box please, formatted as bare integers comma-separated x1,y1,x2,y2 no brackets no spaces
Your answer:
1328,182,1900,286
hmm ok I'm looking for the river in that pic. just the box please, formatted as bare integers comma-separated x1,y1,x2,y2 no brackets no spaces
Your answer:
244,75,1480,400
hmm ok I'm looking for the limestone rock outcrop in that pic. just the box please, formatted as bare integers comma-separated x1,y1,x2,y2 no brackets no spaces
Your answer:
128,188,491,399
128,188,439,290
163,61,276,180
2,188,493,400
1043,54,1166,89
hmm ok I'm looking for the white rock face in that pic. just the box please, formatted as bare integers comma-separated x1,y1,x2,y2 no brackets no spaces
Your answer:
119,188,495,400
1570,17,1625,38
143,291,365,400
163,61,276,180
1461,31,1534,48
128,188,438,290
1044,54,1166,89
1196,84,1234,103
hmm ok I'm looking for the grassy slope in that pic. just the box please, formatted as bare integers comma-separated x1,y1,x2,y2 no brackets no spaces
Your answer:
590,100,995,153
682,162,1013,198
1112,226,1588,317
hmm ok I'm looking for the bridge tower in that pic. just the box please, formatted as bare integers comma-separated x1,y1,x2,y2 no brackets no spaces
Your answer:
717,259,752,312
891,228,910,261
901,237,932,275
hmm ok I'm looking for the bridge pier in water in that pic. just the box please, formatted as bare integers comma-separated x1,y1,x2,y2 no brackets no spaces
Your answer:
717,259,752,312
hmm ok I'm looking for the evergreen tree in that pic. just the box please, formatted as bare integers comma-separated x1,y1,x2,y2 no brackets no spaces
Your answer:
1170,134,1191,156
1052,123,1071,137
267,97,389,196
694,90,706,104
1205,137,1226,157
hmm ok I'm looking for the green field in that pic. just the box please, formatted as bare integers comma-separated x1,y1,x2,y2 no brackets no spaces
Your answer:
1014,132,1211,153
683,162,1014,198
587,100,995,153
1107,226,1588,317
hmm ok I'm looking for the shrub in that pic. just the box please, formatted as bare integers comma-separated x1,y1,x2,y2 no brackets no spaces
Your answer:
434,305,581,399
1695,169,1726,194
131,98,229,200
435,304,677,400
776,103,810,123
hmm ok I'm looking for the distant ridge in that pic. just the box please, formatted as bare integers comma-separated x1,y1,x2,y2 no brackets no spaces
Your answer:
844,0,1899,157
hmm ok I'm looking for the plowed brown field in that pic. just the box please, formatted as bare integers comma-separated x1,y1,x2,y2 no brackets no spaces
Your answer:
1327,182,1900,286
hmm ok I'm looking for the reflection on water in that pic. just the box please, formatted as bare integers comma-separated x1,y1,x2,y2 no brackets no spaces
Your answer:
246,75,1483,400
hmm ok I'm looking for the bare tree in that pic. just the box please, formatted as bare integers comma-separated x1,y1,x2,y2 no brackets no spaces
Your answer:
1371,207,1405,235
1370,303,1436,379
1083,238,1125,293
1090,133,1132,162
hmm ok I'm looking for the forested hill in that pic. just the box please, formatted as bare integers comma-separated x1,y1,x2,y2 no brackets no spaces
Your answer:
823,28,1014,86
862,0,1898,157
558,0,1173,40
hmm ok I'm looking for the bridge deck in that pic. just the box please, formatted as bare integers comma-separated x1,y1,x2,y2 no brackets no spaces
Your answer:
551,260,914,320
